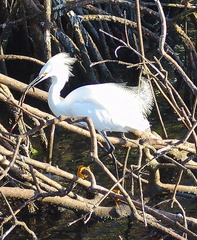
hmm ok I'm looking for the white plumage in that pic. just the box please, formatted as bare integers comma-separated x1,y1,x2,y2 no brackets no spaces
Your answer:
27,53,153,134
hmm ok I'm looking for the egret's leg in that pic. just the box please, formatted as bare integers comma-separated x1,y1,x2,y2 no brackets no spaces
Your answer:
99,131,115,154
99,131,119,180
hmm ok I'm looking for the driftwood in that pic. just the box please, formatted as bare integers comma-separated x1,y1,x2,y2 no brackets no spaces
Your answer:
0,0,197,239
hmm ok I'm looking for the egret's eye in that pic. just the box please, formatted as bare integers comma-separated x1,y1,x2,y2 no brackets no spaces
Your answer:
39,72,48,78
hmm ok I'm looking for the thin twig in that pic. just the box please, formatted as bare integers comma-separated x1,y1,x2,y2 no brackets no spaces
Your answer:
154,0,197,96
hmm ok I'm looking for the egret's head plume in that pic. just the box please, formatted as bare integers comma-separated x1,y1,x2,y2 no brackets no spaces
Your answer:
24,53,76,92
39,53,76,81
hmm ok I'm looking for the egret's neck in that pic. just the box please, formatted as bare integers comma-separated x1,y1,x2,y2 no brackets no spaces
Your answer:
48,77,66,117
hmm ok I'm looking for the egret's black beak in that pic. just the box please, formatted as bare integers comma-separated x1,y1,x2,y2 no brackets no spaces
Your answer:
24,73,47,92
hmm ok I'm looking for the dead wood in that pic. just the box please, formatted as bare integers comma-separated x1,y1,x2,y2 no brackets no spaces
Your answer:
0,0,197,239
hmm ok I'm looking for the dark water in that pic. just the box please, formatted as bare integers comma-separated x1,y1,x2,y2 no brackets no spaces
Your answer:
4,213,149,240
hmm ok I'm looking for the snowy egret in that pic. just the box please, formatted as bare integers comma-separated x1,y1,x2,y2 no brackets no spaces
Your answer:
25,53,154,177
26,53,153,134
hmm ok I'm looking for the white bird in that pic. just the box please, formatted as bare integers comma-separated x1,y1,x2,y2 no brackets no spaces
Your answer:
25,53,154,179
26,53,153,136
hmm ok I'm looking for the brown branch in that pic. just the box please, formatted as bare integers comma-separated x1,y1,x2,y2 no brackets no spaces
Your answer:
44,0,52,60
0,136,22,181
0,55,44,65
1,185,196,239
154,0,197,96
0,191,38,239
0,73,47,102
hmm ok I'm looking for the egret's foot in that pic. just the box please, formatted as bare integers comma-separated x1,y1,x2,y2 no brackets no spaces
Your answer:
77,165,91,179
113,189,122,208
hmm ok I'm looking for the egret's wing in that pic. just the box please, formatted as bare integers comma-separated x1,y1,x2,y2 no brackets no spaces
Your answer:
62,83,150,132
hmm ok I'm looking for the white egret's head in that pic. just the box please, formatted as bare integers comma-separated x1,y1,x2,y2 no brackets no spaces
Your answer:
26,53,76,90
39,53,76,81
